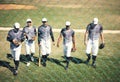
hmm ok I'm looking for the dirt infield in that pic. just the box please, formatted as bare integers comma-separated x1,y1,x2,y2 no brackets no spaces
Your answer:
0,27,120,34
0,4,37,10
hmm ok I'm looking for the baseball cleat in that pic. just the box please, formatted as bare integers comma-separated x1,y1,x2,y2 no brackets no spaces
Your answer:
13,70,18,76
91,62,96,68
31,56,34,62
42,62,46,67
65,62,69,70
27,62,30,66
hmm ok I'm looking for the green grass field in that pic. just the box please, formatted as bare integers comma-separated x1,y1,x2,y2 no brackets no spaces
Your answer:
0,31,120,82
0,0,120,30
0,0,120,82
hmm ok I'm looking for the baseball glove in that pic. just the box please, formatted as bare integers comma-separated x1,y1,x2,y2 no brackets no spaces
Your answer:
71,47,76,52
13,39,21,46
99,43,105,49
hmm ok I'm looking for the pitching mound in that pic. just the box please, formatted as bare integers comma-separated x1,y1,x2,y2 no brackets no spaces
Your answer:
0,4,37,10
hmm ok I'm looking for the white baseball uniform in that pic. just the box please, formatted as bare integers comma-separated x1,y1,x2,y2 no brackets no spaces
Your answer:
86,23,103,56
7,29,24,61
38,24,54,55
23,26,36,55
60,28,75,57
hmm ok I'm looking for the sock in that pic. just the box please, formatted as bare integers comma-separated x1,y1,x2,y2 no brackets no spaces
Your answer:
66,57,70,66
41,55,46,63
14,60,19,70
92,55,97,63
86,54,91,62
26,54,31,62
44,55,47,62
31,53,34,57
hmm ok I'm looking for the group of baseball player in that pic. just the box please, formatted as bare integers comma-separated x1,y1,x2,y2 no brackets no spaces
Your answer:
7,17,104,75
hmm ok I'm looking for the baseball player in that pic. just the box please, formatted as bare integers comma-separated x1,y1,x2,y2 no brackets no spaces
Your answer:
38,18,55,67
57,21,76,70
84,18,104,68
23,19,37,66
7,22,25,75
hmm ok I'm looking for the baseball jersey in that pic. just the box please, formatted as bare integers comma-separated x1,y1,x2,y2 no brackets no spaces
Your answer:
23,26,36,40
38,25,54,43
61,28,75,44
86,23,103,40
7,29,24,49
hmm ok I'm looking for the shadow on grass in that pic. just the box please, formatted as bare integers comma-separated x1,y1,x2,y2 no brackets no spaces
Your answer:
61,56,84,64
47,57,65,68
6,53,39,65
0,60,14,73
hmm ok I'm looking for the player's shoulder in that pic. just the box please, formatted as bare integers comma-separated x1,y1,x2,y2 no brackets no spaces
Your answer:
38,25,44,30
61,27,66,32
9,29,14,33
47,25,52,29
88,23,92,26
23,26,28,29
70,28,75,33
61,27,66,30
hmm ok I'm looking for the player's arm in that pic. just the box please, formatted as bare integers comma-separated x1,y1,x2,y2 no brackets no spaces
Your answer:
57,33,62,47
84,25,89,46
100,26,104,44
7,30,13,42
21,31,25,42
23,27,28,39
57,29,63,47
72,31,76,49
50,26,55,43
32,27,37,41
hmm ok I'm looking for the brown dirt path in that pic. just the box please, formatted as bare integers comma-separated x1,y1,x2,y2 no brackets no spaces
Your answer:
0,4,37,10
0,27,120,34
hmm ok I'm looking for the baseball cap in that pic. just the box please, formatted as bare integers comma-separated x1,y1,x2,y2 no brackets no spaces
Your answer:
42,18,47,22
26,18,32,23
14,22,20,28
93,18,98,24
66,21,71,26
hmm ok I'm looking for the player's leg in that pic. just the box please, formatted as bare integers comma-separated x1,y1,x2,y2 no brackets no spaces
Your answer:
25,41,31,66
46,39,51,57
13,45,21,75
30,41,35,62
92,40,99,68
63,44,67,58
85,39,92,64
40,40,47,66
65,42,72,70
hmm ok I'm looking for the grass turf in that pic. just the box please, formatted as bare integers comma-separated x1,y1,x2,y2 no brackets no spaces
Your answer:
0,0,119,30
0,31,120,82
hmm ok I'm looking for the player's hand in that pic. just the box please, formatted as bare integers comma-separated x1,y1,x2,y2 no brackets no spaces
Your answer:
13,39,20,46
32,37,35,41
71,47,76,52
